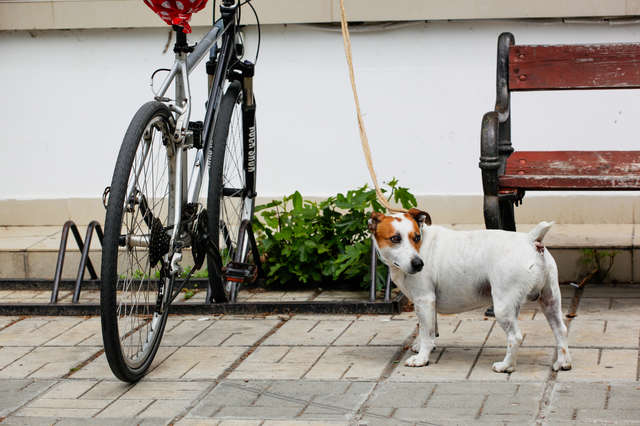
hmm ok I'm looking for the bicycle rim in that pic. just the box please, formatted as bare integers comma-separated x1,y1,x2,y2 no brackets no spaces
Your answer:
101,102,175,381
207,82,255,302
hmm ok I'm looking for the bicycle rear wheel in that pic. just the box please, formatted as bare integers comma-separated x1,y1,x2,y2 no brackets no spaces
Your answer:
101,101,176,382
207,81,256,302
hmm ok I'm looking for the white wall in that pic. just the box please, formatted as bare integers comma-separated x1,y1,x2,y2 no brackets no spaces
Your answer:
2,20,640,200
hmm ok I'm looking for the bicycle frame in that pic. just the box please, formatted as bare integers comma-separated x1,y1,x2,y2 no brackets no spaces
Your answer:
135,0,247,277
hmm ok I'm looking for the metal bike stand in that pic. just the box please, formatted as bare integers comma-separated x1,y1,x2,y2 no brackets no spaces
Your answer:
51,220,103,303
370,242,392,303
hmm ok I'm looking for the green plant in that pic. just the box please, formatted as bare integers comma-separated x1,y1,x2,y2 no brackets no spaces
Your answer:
253,179,417,290
576,248,618,286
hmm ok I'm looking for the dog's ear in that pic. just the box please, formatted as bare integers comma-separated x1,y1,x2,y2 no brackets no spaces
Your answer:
368,211,384,233
408,208,431,226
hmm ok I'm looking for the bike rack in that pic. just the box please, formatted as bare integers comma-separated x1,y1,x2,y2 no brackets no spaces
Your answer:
51,220,103,304
370,243,392,303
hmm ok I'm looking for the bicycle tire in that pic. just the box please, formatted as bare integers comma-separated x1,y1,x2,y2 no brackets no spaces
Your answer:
101,101,176,382
207,81,256,302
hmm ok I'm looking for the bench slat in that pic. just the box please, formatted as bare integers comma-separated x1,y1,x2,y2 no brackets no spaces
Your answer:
500,151,640,190
509,44,640,91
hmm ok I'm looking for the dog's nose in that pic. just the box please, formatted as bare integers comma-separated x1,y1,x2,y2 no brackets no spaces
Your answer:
411,257,424,272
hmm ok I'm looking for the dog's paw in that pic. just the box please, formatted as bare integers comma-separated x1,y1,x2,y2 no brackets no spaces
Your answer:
552,360,572,371
405,354,430,367
411,342,437,353
492,361,515,373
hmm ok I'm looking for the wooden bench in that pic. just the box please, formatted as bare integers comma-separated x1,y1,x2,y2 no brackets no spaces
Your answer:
479,32,640,231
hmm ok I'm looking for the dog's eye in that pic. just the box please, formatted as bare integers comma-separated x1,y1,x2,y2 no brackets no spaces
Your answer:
390,235,401,244
413,234,421,243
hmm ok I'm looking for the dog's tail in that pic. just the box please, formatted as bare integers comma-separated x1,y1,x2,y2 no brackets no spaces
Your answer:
528,221,554,242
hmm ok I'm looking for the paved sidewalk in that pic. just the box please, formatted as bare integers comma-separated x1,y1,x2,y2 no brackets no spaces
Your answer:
0,285,639,425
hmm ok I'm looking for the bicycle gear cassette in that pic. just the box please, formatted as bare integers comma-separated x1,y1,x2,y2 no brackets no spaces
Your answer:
149,217,171,267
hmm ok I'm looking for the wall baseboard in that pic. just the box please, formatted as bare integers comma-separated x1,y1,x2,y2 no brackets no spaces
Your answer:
1,194,638,226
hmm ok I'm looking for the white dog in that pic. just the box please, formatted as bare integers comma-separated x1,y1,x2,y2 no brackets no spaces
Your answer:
369,208,571,373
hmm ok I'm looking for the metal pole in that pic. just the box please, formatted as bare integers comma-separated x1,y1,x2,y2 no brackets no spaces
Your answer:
369,240,376,302
384,268,391,302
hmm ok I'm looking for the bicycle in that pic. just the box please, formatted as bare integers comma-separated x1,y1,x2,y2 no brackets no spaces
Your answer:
100,0,261,382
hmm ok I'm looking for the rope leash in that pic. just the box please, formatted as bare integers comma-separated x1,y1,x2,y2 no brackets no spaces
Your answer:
338,0,406,214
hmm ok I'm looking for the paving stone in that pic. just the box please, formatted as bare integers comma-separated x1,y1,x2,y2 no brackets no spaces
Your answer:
56,418,150,425
146,346,246,379
263,421,348,426
0,316,20,329
296,409,351,421
390,347,479,381
556,348,638,382
0,346,33,370
175,419,222,426
309,381,374,410
227,346,325,380
481,393,540,416
17,397,111,418
544,406,577,422
81,380,132,400
576,408,640,422
358,411,409,426
95,399,152,418
15,407,101,418
187,319,280,347
189,381,268,417
485,319,561,348
159,317,218,346
366,382,434,407
120,380,209,400
0,317,84,346
477,414,536,424
0,379,56,417
581,285,640,298
0,346,100,379
263,319,351,346
550,382,608,412
253,381,347,408
0,417,61,425
608,383,640,409
435,382,537,395
469,348,553,382
576,297,640,321
436,318,493,347
3,290,71,303
138,399,192,418
26,397,111,409
305,346,397,380
264,380,351,400
332,318,414,346
428,392,485,409
44,318,102,346
393,407,476,422
214,405,302,419
72,346,176,379
39,380,97,399
569,319,640,348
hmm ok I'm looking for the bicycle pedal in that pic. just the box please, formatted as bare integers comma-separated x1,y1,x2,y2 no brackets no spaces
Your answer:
222,262,257,284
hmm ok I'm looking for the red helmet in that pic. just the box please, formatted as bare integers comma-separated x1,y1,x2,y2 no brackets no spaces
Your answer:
143,0,209,33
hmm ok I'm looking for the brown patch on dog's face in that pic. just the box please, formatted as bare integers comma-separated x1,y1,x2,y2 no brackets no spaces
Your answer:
370,214,401,248
402,213,423,251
